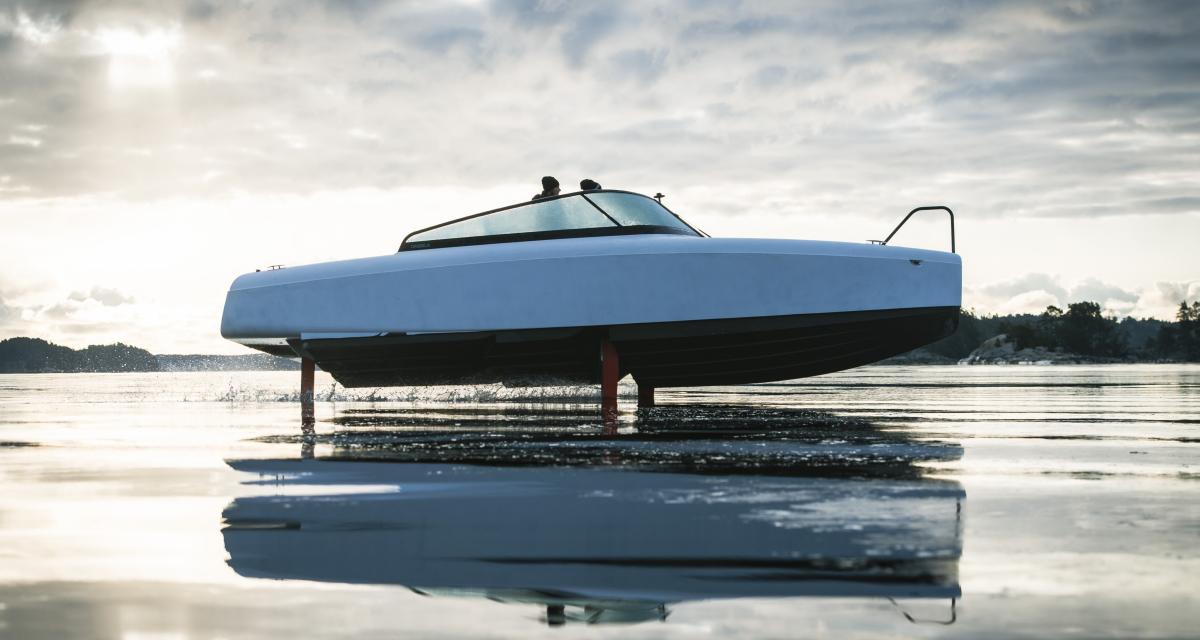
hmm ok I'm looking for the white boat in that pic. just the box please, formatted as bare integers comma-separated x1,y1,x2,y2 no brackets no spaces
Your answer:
220,190,960,388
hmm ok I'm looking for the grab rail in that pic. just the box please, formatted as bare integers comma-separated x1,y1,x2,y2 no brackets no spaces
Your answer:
876,206,955,253
888,598,957,625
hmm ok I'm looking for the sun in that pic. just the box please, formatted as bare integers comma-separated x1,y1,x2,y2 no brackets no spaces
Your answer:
97,25,181,89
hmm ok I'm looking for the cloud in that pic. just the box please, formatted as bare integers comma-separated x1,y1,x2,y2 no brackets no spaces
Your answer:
1128,280,1200,319
605,48,669,85
996,289,1062,316
1155,280,1200,304
0,286,34,342
981,273,1068,303
1069,278,1138,305
0,283,140,343
0,276,34,327
42,302,75,319
968,273,1200,320
57,321,126,334
67,286,135,306
30,287,138,334
0,0,1194,221
560,9,621,68
966,273,1068,316
0,294,18,323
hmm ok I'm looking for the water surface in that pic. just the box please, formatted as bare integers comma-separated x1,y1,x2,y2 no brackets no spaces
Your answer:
0,365,1197,638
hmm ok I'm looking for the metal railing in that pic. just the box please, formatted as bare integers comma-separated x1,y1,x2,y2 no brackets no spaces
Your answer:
875,206,956,253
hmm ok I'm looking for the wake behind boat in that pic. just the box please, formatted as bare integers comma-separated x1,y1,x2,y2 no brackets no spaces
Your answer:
220,190,961,390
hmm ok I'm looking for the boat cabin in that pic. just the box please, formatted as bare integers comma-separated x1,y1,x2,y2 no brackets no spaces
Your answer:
400,190,703,251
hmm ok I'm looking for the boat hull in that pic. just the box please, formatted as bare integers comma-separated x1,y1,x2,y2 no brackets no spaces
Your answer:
221,235,962,386
299,305,958,388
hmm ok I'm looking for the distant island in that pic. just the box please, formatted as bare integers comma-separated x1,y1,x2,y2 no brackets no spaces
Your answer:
1,300,1196,373
0,337,297,373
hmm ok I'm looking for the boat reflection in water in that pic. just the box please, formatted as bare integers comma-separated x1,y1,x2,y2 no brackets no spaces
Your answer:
222,406,964,627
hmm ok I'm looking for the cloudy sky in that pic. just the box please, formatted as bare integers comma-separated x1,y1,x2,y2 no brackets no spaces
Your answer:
1,0,1198,353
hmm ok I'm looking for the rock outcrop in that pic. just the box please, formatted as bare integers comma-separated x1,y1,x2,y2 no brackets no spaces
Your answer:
958,334,1116,365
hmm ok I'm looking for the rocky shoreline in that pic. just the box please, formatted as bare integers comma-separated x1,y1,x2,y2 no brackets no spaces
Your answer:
880,334,1182,366
954,334,1117,365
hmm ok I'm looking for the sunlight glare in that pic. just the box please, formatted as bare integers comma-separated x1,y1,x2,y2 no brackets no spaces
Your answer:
98,25,181,89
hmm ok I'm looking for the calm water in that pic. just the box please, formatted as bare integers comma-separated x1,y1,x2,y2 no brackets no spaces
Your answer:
0,365,1197,639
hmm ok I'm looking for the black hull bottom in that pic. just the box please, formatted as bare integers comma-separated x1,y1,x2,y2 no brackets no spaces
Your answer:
294,306,959,389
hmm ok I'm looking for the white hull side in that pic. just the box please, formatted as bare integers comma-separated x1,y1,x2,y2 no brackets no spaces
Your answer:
220,235,961,341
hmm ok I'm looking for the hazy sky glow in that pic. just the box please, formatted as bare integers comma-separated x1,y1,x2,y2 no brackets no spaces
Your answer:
1,0,1198,353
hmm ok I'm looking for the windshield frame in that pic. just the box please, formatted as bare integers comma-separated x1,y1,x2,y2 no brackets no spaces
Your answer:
398,189,703,252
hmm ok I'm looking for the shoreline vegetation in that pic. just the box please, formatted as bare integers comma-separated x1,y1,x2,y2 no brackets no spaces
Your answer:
884,300,1200,365
1,300,1197,373
0,337,298,373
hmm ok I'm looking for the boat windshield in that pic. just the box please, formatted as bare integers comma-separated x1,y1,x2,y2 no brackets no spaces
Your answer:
400,190,701,251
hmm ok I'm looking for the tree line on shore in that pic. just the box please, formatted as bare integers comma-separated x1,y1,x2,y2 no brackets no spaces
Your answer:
0,338,159,373
925,300,1200,362
0,337,297,373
